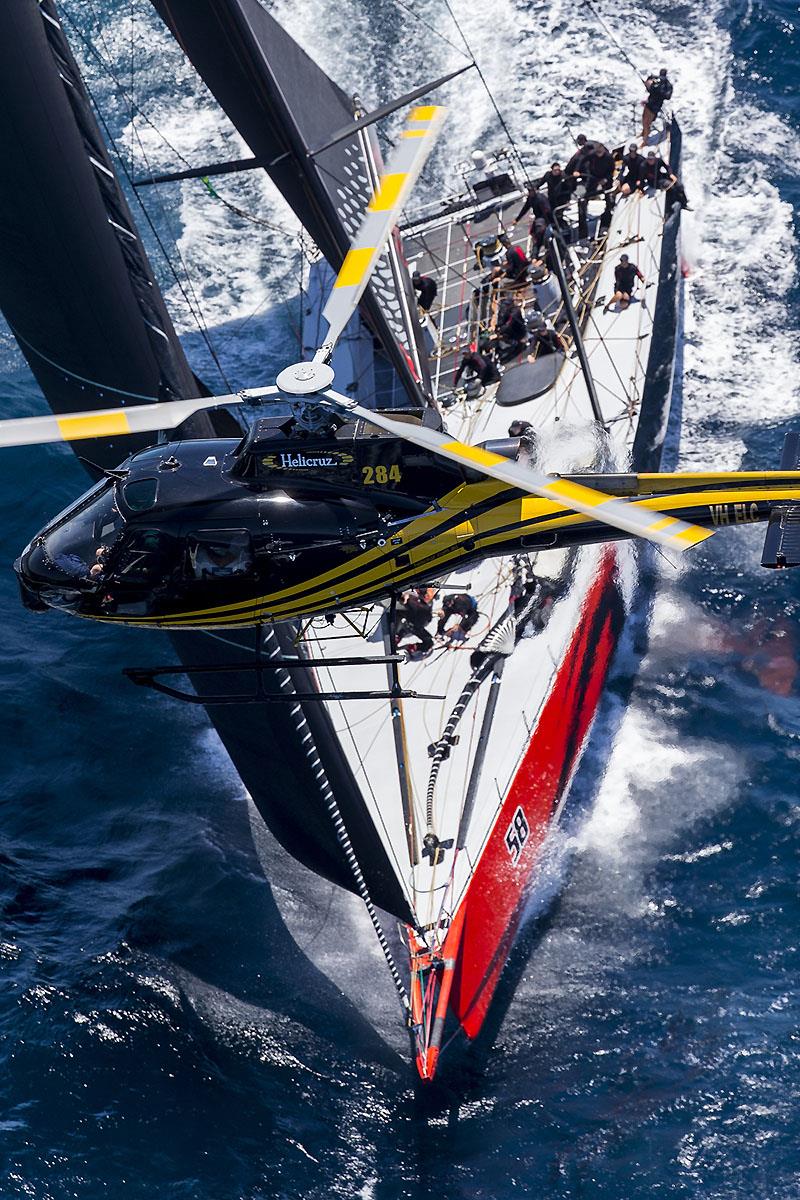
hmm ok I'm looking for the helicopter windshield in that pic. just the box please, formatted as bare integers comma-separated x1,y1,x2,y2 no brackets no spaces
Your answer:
42,481,125,580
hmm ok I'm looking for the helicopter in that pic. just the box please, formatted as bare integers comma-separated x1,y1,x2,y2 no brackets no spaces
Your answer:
6,103,800,631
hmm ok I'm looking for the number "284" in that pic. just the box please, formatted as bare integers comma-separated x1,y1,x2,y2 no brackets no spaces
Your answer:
504,806,529,864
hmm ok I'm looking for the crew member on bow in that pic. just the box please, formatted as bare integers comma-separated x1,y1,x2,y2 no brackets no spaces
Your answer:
641,67,673,142
639,151,691,209
603,253,645,313
618,142,646,195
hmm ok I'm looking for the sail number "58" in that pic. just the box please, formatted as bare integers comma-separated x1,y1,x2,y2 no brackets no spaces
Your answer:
505,806,529,864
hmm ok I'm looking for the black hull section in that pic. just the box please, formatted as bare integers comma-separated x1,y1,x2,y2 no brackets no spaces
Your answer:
632,118,683,473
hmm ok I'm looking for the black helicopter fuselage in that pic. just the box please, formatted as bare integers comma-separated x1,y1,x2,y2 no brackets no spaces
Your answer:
14,416,800,629
14,418,470,625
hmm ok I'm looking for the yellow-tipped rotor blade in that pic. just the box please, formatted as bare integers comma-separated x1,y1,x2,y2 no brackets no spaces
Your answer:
320,389,714,554
0,388,278,449
317,105,447,357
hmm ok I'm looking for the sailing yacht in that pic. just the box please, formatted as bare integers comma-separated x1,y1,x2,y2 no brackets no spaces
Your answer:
0,0,683,1079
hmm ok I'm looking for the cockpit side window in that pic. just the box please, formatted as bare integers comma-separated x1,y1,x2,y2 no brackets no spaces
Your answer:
186,530,253,579
113,529,172,583
121,477,158,514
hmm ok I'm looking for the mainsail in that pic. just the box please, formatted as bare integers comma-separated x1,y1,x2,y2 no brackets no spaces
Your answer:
0,0,414,923
0,0,206,467
149,0,433,410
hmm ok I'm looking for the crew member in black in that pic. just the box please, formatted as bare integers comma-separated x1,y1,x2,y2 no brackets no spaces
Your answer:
638,151,691,209
504,242,530,283
511,186,552,254
494,298,528,361
618,142,646,195
396,586,436,654
581,143,615,196
528,315,566,357
603,254,645,312
454,342,502,387
641,68,673,142
533,163,574,212
437,592,479,642
412,270,437,312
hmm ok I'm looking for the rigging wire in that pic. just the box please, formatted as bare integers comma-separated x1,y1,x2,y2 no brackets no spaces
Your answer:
63,2,304,382
440,0,528,180
66,0,233,391
387,0,472,59
580,0,646,85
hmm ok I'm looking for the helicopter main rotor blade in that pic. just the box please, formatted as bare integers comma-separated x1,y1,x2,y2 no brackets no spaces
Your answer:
315,104,447,361
0,388,278,449
320,390,714,555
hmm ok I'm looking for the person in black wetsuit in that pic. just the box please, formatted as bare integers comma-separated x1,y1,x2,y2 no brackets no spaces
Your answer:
639,151,691,208
535,163,575,213
437,592,479,642
504,243,530,283
603,254,645,312
527,314,566,357
511,185,552,255
396,586,437,654
618,142,646,195
581,143,615,196
641,68,673,141
412,270,437,312
494,299,528,361
454,342,501,388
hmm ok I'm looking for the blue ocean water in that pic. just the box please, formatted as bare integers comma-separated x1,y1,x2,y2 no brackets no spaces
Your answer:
2,1,800,1197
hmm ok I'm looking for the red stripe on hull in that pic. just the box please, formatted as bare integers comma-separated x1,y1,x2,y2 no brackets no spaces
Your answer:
451,547,624,1039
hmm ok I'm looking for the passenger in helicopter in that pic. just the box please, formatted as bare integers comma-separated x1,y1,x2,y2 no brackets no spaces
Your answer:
603,254,645,312
412,270,437,312
437,592,479,643
189,532,252,579
89,545,110,578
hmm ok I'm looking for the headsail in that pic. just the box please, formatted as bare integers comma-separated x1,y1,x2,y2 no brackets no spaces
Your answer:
149,0,433,409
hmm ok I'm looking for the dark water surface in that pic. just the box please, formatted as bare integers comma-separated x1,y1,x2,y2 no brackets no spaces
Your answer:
2,1,800,1196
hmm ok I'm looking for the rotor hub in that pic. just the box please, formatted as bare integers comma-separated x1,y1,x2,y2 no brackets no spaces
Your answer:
276,360,335,396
